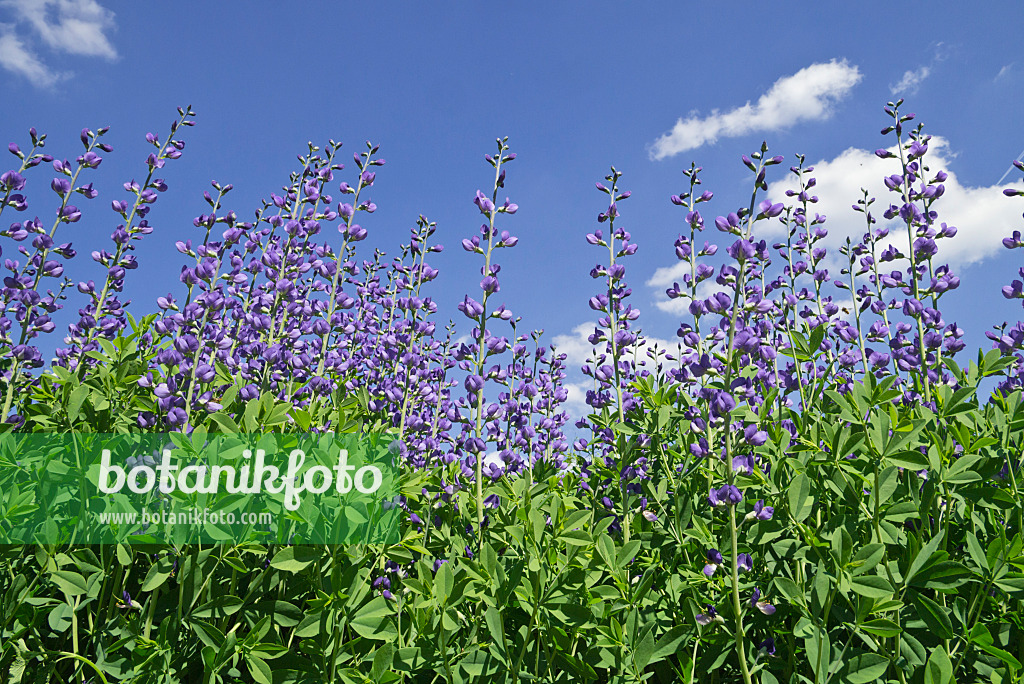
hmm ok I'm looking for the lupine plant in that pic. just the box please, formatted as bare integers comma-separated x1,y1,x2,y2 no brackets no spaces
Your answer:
1,100,1024,683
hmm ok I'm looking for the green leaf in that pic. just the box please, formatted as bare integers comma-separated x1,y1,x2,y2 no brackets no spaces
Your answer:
994,574,1024,598
859,618,902,638
371,643,395,681
649,625,687,664
633,628,656,670
616,540,641,569
914,561,970,590
970,623,1022,670
883,501,920,523
838,652,890,683
67,384,89,423
906,532,944,586
208,411,240,433
351,595,395,641
559,529,592,547
435,561,454,605
924,646,953,684
484,608,506,660
596,533,616,570
481,543,497,577
774,577,804,605
50,570,87,597
966,531,990,574
191,595,243,620
911,592,953,639
849,543,885,575
140,560,172,592
250,600,302,627
850,575,893,599
47,603,73,632
115,544,132,566
875,466,900,506
247,655,273,684
269,546,320,573
885,450,929,469
788,472,813,522
804,626,831,681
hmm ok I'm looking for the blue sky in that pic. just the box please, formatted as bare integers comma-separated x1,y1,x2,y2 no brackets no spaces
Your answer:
2,1,1023,414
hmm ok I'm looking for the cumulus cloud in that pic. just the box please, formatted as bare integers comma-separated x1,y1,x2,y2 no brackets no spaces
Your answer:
648,59,862,160
561,381,593,422
0,0,116,87
889,66,931,96
0,25,63,86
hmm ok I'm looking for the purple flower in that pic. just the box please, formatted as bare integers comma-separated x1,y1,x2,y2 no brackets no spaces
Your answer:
746,500,774,522
758,637,776,656
696,605,723,626
703,548,723,577
474,190,495,215
757,200,785,217
727,239,757,262
737,553,753,572
709,484,743,507
732,453,756,476
750,587,776,615
1,170,26,191
464,374,485,394
743,424,768,446
480,275,499,293
59,205,81,222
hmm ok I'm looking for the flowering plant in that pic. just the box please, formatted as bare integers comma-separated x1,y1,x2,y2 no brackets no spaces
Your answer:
1,101,1024,683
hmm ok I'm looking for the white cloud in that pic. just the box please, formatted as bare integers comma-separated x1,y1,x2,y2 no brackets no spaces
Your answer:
889,66,931,95
561,381,593,421
648,59,862,160
0,0,115,87
0,25,63,86
889,43,951,96
551,323,600,368
996,63,1014,81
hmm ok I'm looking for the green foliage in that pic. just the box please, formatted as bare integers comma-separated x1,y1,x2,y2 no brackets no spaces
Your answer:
3,324,1023,683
